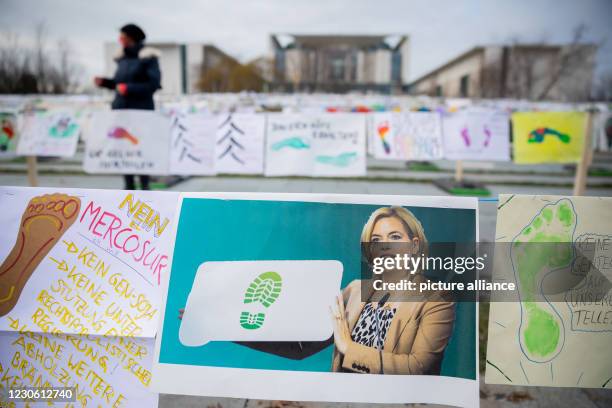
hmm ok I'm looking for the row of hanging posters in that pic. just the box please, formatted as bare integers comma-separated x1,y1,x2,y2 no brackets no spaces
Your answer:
3,109,590,172
0,187,610,406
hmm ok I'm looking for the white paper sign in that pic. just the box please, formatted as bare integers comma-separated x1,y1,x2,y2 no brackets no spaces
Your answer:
0,332,159,408
371,112,443,160
17,110,80,157
169,113,216,175
0,111,19,158
180,260,343,346
214,113,265,174
0,186,178,337
84,110,171,175
442,109,510,161
265,113,367,177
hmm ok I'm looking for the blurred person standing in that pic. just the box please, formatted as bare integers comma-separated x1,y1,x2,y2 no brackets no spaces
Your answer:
94,23,161,190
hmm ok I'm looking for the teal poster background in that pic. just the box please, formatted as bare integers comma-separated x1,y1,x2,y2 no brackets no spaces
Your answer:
159,198,477,380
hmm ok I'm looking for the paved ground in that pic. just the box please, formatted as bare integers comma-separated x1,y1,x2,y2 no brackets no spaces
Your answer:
1,172,611,407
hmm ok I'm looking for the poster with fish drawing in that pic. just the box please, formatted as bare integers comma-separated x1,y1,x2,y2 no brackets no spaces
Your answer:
84,110,171,175
0,111,19,157
265,113,366,177
214,113,265,175
512,111,586,164
169,113,216,175
442,109,510,161
16,109,81,157
371,112,443,160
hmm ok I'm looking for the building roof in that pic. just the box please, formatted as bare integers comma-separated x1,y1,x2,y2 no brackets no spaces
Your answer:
409,46,485,86
271,34,407,51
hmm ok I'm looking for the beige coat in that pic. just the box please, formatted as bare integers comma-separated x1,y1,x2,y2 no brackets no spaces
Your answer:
331,279,455,375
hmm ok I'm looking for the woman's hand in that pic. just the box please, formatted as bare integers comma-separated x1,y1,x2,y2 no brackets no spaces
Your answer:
330,293,352,355
116,83,128,95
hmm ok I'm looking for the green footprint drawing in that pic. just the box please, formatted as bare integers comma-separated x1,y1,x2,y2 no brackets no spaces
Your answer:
271,137,310,151
240,311,266,330
240,271,282,330
315,152,358,167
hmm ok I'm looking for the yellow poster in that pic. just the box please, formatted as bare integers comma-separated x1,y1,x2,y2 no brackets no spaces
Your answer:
512,111,586,164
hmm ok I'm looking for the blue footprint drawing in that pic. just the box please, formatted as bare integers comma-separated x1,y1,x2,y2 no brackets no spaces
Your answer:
240,271,282,330
271,137,310,151
315,152,357,167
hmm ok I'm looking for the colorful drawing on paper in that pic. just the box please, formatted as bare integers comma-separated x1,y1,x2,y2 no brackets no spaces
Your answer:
108,126,139,145
0,112,17,153
377,121,391,154
271,137,310,151
315,152,357,167
442,109,510,161
48,115,79,138
0,194,81,316
528,127,571,144
486,195,612,388
512,112,586,164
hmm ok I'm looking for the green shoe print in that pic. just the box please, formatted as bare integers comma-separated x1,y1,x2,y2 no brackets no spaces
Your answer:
240,271,282,330
240,311,266,330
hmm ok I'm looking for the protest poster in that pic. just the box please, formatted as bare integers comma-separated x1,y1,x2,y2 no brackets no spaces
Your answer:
17,110,81,157
214,113,266,175
512,112,587,164
169,113,216,176
0,186,179,407
0,111,19,158
84,110,171,175
370,112,443,160
442,109,510,161
486,195,612,388
265,114,366,177
152,193,478,407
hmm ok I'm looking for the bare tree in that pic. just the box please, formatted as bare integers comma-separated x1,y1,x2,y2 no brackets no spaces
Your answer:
0,23,82,94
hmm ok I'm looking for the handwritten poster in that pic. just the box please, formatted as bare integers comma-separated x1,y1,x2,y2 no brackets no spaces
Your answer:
214,113,265,175
265,113,366,177
153,192,478,407
486,195,612,388
0,332,158,407
0,111,19,158
17,110,80,157
370,112,443,160
512,112,586,164
84,110,171,175
169,113,216,176
0,186,177,407
442,109,510,161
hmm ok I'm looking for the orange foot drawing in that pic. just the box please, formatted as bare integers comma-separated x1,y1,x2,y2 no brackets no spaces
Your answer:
0,193,81,316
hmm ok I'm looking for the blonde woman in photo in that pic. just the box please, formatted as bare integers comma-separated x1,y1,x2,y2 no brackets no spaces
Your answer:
330,206,455,375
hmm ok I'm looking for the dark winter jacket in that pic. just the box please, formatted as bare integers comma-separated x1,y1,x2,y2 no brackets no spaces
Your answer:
100,43,162,110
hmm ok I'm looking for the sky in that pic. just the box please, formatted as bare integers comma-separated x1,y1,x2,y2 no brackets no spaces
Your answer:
1,0,611,85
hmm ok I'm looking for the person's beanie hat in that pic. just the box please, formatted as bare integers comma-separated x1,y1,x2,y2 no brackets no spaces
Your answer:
120,24,146,43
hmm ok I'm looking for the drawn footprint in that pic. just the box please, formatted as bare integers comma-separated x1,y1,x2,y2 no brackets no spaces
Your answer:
239,271,282,330
315,152,357,167
512,199,575,362
0,194,81,316
271,137,310,151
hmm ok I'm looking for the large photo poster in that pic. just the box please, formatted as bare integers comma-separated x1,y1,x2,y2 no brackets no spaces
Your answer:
153,193,478,407
486,195,612,388
265,114,367,177
84,110,171,175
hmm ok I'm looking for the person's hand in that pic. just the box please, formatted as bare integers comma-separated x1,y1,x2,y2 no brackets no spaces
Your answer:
116,83,128,95
94,77,103,86
329,293,352,355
